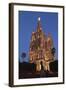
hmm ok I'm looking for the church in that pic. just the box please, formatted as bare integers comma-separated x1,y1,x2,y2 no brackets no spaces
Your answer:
29,17,54,72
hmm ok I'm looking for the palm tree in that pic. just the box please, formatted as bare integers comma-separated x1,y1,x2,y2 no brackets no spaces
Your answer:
21,52,26,62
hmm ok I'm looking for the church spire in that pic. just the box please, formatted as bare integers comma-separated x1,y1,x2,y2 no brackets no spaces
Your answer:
37,17,42,32
38,17,41,21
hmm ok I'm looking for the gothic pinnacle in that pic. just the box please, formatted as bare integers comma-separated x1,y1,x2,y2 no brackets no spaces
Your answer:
38,17,41,21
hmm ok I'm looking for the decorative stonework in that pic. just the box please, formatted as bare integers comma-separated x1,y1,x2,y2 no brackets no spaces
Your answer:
29,17,54,72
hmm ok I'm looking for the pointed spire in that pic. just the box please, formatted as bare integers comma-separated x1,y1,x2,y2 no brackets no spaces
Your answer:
47,33,51,40
38,17,41,21
37,17,42,32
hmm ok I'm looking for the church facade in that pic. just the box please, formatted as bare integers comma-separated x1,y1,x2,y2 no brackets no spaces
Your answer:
29,17,54,72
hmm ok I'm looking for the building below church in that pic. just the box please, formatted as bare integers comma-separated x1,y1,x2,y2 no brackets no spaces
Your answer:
29,17,54,72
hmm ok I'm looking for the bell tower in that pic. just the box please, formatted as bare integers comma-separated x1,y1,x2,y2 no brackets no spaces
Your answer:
29,17,54,72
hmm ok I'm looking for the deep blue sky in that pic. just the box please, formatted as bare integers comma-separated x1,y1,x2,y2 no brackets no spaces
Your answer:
19,11,58,62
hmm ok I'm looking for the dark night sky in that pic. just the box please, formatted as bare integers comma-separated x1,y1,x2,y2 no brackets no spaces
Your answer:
19,11,58,62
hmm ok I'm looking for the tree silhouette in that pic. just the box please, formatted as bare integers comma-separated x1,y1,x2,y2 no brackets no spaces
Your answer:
21,52,26,62
51,47,56,56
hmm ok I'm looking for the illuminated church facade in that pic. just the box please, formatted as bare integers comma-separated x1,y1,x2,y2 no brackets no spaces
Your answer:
29,17,54,72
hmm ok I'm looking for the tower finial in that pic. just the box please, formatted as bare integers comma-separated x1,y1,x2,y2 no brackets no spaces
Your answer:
38,17,40,21
37,17,42,32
